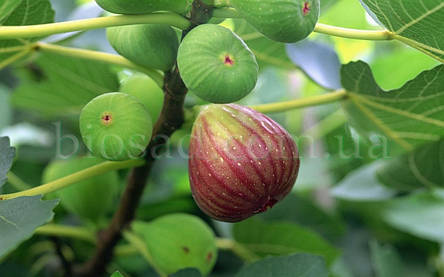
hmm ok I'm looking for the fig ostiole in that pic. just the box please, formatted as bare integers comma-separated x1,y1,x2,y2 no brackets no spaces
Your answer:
188,104,300,222
231,0,320,43
95,0,193,15
79,93,153,161
177,24,258,104
107,24,179,71
43,156,119,222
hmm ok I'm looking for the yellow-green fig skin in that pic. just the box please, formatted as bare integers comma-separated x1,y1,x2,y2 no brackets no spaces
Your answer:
95,0,193,15
79,93,153,161
177,24,258,104
231,0,320,43
107,24,179,71
120,74,164,123
132,214,217,276
43,156,119,222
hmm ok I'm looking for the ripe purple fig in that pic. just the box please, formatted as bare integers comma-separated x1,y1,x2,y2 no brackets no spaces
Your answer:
189,104,300,222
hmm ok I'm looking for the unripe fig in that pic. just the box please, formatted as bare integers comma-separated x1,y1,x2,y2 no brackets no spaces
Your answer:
43,156,119,222
230,0,320,43
189,104,300,222
79,93,152,161
95,0,193,15
177,24,258,104
120,74,164,123
107,24,179,71
132,214,217,275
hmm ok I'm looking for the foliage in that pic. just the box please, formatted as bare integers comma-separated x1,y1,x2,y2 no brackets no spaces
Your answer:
0,0,443,276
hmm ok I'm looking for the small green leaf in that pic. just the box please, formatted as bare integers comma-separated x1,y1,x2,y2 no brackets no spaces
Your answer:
233,218,339,265
377,140,444,191
12,52,119,117
110,271,124,277
0,0,23,23
341,61,444,154
0,137,15,187
331,162,396,201
235,253,328,277
0,196,58,257
361,0,444,62
370,241,404,277
383,191,444,243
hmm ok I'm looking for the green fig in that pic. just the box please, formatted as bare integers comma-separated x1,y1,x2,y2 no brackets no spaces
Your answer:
230,0,320,43
177,24,258,104
120,74,164,123
95,0,193,15
79,93,152,161
107,24,179,71
43,156,119,222
132,214,217,276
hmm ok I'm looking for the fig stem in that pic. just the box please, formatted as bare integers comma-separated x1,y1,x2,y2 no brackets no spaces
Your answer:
314,23,393,41
0,13,191,39
33,42,164,88
0,159,145,201
6,171,32,191
250,89,347,114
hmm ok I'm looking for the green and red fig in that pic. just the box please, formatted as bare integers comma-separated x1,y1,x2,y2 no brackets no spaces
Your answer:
230,0,320,43
177,24,258,104
188,104,300,222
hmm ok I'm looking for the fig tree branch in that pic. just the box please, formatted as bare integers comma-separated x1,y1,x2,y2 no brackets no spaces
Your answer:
250,89,347,114
0,159,144,200
0,13,191,39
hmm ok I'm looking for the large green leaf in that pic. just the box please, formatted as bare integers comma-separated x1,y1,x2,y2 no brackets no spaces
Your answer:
233,219,339,265
377,140,444,191
0,0,54,62
361,0,444,62
331,162,396,201
0,137,15,187
0,196,58,257
341,61,444,154
12,52,119,117
236,253,328,277
0,0,23,23
383,191,444,243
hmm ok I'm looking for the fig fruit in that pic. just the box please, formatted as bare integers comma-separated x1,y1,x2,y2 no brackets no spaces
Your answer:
120,74,164,123
95,0,193,15
132,214,217,275
107,24,179,71
79,92,152,161
43,156,119,222
230,0,320,43
189,104,300,222
177,24,258,104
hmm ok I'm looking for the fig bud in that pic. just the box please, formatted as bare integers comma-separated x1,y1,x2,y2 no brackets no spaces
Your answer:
189,104,300,222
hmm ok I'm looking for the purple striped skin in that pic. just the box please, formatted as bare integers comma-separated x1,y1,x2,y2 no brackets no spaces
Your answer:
189,104,300,222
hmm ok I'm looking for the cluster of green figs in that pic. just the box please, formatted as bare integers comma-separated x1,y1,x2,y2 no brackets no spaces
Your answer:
47,0,321,236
